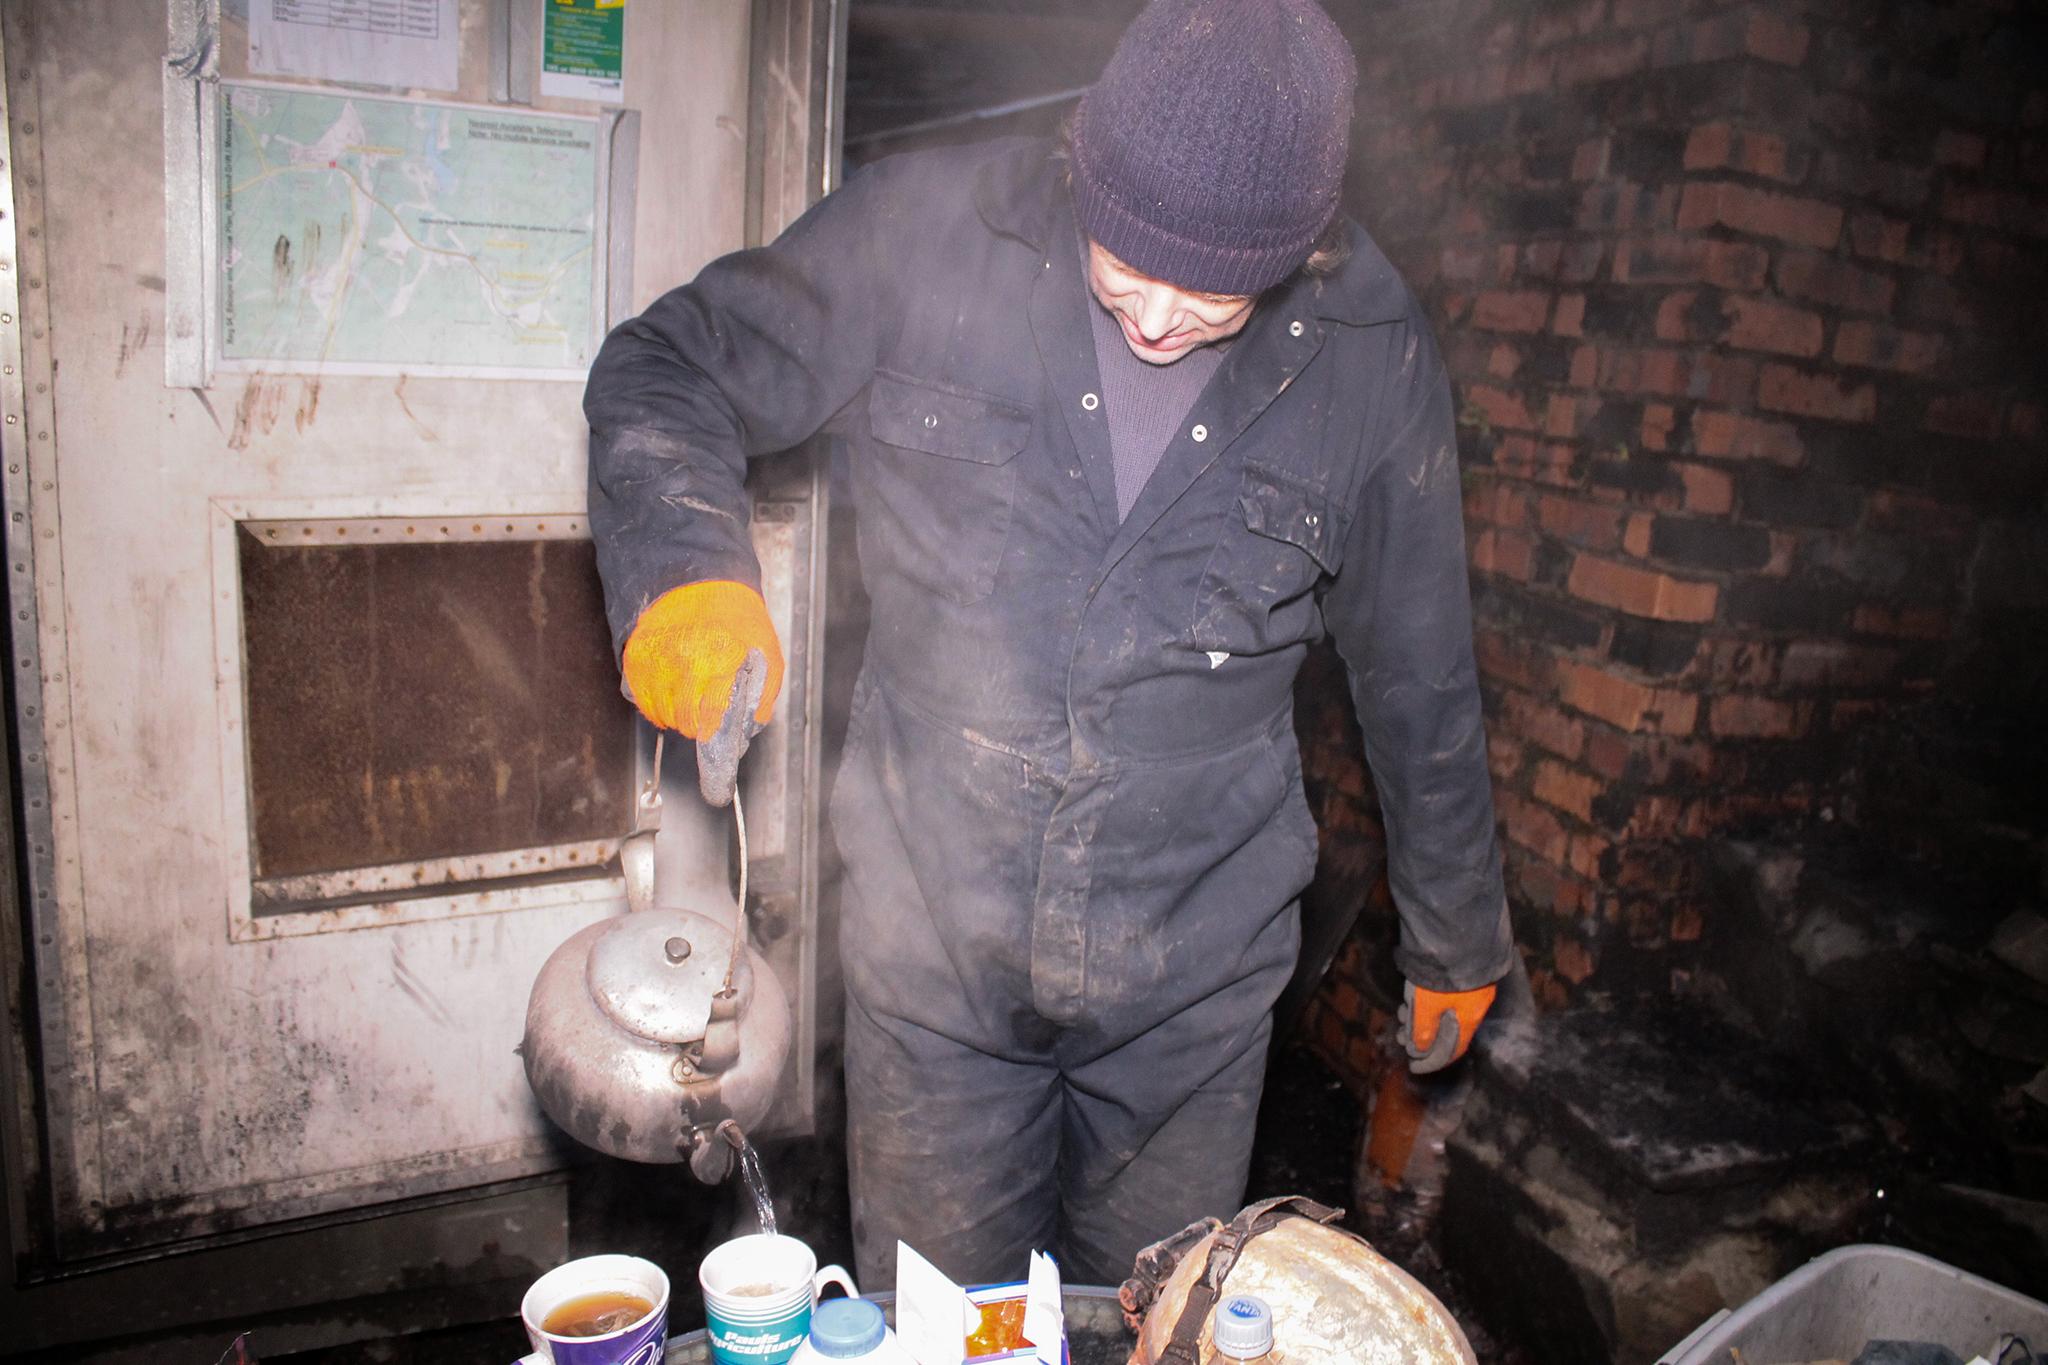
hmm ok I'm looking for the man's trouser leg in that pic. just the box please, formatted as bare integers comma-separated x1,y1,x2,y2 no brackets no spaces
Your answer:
839,970,1269,1293
845,991,1271,1291
1054,1008,1272,1286
843,986,1061,1289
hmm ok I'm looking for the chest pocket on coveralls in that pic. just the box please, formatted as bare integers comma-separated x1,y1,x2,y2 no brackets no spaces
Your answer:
1192,466,1347,656
862,370,1032,606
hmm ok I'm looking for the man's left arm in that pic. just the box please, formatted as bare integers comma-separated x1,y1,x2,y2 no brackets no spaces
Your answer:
1320,315,1516,1071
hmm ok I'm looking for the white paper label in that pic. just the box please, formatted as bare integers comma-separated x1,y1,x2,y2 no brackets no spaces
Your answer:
1024,1251,1064,1365
895,1242,970,1365
248,0,459,92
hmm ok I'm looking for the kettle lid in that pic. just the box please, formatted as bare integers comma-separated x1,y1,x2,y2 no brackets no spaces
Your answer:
585,908,751,1044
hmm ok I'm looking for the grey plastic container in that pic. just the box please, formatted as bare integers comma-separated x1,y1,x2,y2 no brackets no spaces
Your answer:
1657,1244,2048,1365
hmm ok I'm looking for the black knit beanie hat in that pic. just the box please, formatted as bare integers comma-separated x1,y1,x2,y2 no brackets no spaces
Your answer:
1070,0,1357,296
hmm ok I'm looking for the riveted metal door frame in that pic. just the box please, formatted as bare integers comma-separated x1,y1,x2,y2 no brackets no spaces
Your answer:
1,0,78,1277
738,0,847,1140
0,3,35,1273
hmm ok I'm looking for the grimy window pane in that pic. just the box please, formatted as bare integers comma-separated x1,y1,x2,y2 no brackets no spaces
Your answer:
239,528,636,883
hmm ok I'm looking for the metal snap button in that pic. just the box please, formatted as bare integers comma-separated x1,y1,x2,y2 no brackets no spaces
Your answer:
1290,320,1306,338
923,413,938,429
1192,424,1209,443
1305,513,1319,527
1082,392,1100,411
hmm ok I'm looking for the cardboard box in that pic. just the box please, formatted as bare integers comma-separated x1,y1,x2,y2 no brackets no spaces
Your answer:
895,1242,1067,1365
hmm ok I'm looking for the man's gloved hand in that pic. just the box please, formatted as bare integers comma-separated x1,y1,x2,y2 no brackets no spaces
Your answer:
620,581,784,805
1399,981,1497,1074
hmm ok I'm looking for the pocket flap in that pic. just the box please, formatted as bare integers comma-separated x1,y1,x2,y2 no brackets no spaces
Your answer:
868,371,1032,464
1237,469,1343,573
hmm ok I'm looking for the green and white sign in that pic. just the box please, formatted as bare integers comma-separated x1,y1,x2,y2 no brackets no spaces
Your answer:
542,0,627,104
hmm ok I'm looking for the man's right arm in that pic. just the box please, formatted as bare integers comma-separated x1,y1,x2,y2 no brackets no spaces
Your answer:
583,163,894,663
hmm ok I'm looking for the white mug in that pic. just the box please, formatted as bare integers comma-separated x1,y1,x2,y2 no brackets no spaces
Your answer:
699,1233,857,1365
519,1254,670,1365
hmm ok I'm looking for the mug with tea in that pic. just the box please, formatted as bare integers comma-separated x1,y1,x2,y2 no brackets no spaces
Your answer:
699,1233,857,1365
519,1253,670,1365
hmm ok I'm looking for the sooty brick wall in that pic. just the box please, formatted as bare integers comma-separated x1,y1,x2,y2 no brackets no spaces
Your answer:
1300,0,2047,1054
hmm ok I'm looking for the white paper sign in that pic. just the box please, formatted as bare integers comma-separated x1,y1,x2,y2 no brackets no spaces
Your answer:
248,0,460,93
896,1241,974,1365
1024,1251,1064,1365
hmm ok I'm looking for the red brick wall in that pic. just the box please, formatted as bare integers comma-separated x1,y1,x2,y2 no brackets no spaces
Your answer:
1304,0,2048,1037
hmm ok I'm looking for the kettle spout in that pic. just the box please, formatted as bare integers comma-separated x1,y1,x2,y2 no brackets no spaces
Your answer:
688,1126,736,1183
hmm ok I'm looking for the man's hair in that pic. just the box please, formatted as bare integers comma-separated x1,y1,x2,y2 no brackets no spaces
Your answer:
1302,219,1353,279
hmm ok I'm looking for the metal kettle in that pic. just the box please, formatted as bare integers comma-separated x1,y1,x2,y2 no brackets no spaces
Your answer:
521,728,791,1181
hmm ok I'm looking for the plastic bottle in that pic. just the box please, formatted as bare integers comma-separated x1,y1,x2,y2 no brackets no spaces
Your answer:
1212,1293,1275,1363
790,1297,914,1364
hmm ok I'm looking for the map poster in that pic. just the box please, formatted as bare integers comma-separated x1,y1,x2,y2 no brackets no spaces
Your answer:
218,83,604,378
541,0,627,104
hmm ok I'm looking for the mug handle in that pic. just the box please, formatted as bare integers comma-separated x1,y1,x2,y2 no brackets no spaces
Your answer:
813,1263,858,1301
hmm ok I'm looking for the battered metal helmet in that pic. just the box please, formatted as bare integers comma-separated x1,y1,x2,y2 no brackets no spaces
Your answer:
1119,1196,1476,1365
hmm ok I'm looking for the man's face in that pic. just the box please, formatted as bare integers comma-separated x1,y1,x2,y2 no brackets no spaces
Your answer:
1085,241,1257,365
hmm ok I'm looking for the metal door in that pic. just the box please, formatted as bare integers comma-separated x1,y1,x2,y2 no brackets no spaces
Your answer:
0,0,840,1303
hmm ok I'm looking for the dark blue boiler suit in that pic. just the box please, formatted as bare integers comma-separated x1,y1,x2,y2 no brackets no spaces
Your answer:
584,140,1515,1287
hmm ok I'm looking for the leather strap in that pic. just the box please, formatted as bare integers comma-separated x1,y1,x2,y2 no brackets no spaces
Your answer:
1119,1215,1222,1336
1153,1196,1344,1364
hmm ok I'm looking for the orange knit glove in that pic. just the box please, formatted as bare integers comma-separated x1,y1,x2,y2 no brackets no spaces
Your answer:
1400,982,1497,1074
620,581,784,739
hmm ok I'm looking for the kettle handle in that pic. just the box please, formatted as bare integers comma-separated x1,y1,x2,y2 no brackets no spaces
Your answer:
620,828,656,916
620,730,665,915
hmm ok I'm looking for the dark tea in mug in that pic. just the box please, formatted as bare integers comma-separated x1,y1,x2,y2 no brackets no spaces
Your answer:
541,1289,656,1338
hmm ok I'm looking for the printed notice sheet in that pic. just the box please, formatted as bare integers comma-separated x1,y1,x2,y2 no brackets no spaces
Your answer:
218,84,601,376
248,0,460,93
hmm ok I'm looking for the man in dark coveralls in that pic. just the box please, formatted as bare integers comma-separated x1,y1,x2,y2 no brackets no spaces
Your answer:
584,0,1517,1288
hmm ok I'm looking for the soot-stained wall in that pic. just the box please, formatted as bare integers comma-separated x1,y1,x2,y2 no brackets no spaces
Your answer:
1300,0,2048,1068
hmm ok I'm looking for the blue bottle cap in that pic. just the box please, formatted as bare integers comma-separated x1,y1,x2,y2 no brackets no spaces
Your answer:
1212,1293,1273,1359
809,1297,887,1358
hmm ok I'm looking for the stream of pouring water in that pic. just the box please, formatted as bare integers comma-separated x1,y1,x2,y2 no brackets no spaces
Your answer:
716,1120,776,1234
719,792,776,1234
737,1129,776,1236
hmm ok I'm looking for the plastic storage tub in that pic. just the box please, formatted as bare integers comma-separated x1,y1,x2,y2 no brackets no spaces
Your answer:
1658,1244,2048,1364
